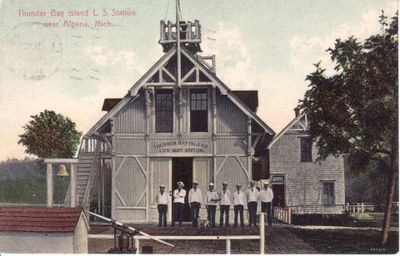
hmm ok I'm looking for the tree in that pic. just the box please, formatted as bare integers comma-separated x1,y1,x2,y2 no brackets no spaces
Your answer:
18,110,82,158
302,12,398,245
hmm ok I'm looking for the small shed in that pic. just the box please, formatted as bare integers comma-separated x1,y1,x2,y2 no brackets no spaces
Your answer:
0,207,89,253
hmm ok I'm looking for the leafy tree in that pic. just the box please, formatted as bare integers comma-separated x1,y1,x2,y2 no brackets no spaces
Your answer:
18,110,82,158
302,12,398,244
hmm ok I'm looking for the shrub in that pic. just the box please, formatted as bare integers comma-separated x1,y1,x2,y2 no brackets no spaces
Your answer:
291,213,355,226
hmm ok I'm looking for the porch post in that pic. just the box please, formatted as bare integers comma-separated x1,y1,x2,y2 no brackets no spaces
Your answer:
70,163,77,207
259,213,265,254
46,163,53,207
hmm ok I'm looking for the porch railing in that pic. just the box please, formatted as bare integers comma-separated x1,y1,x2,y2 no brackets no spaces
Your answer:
80,137,111,154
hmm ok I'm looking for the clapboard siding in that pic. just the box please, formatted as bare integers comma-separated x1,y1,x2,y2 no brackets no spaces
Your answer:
114,94,146,134
269,133,345,208
215,137,247,155
216,92,247,134
114,137,146,155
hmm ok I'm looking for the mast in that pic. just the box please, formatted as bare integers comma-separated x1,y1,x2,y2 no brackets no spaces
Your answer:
176,0,181,87
176,0,182,136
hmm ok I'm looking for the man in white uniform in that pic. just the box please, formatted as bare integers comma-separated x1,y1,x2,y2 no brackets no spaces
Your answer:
188,181,202,227
219,182,232,227
204,182,218,227
172,181,186,227
260,181,274,226
155,184,170,227
246,180,259,227
232,184,246,227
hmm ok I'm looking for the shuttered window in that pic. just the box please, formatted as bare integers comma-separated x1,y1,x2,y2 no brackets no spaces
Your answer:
190,89,208,132
300,137,312,162
155,89,173,133
322,182,335,205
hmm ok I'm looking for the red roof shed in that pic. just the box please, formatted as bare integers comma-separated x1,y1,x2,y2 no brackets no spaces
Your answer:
0,207,89,253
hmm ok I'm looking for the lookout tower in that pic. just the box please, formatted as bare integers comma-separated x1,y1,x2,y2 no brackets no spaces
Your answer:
158,0,202,54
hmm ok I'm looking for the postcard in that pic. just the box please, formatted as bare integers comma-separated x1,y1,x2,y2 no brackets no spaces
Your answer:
0,0,398,254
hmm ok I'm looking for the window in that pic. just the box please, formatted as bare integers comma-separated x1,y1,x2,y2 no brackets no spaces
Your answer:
190,89,208,132
300,137,312,162
322,182,335,205
155,89,173,133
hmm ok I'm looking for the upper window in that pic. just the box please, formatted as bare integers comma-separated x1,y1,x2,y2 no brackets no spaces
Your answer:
300,137,312,162
322,181,335,205
190,89,208,132
155,89,173,133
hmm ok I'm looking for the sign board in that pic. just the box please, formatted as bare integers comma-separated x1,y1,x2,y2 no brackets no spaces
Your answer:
149,138,212,156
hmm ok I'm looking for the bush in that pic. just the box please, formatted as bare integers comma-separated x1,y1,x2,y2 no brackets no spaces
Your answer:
291,213,355,226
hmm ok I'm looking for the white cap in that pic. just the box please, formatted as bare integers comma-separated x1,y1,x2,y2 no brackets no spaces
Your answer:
160,184,166,187
177,181,184,186
222,181,228,185
193,180,199,184
209,182,214,186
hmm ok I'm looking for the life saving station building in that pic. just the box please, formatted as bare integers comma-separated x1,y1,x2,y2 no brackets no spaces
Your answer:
76,15,345,223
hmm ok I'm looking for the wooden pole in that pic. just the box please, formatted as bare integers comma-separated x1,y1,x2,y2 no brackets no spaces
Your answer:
176,0,181,88
135,238,140,254
71,163,77,207
47,163,53,207
259,213,265,254
226,239,231,254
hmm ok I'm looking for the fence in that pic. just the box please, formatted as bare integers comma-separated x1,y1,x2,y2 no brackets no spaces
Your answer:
346,203,375,214
273,207,292,224
88,213,267,254
289,205,346,215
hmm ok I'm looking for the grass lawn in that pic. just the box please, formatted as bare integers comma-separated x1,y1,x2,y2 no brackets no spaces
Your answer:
354,213,399,227
289,228,399,254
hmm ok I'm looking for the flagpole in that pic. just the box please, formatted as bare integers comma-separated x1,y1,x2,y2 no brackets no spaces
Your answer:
176,0,181,88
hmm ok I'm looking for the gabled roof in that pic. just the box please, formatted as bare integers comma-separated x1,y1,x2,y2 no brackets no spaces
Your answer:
0,207,87,233
86,46,275,136
231,90,258,112
267,112,308,149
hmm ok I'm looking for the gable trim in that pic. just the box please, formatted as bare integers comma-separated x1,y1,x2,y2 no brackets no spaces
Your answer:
130,48,177,96
267,112,307,149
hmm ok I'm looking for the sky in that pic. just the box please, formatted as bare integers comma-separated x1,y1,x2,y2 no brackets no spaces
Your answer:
0,0,398,161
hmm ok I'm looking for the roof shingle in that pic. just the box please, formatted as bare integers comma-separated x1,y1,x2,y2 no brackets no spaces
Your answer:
0,207,83,233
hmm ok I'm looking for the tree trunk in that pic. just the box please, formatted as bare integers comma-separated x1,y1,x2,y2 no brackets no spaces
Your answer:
381,158,396,245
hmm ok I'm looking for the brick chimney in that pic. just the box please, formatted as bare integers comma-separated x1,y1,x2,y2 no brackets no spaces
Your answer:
294,106,301,117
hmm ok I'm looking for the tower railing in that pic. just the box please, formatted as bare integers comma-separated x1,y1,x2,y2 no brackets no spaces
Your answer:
159,20,201,44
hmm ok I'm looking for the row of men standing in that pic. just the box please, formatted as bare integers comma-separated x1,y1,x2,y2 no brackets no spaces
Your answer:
154,180,274,227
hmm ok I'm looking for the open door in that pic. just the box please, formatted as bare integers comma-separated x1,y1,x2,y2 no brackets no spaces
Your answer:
172,157,193,222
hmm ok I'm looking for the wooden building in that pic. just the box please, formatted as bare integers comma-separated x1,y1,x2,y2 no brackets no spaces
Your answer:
0,207,89,253
268,108,345,214
76,16,275,223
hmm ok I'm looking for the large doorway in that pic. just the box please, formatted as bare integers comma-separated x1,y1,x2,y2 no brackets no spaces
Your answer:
271,175,285,207
172,157,193,222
